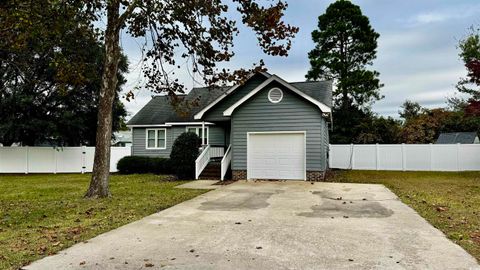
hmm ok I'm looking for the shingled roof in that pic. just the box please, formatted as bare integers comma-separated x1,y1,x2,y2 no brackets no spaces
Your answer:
290,81,332,108
436,132,479,144
127,80,332,126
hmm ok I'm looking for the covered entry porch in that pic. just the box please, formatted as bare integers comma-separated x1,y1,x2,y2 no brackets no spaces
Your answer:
194,120,231,180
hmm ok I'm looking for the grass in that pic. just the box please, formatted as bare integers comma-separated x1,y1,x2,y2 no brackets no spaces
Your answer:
0,174,207,270
330,170,480,262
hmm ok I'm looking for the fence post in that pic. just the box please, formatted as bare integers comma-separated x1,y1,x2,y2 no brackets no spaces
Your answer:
456,143,460,171
401,143,406,171
328,144,331,168
81,145,86,174
350,143,355,170
53,147,57,174
375,143,379,170
429,143,433,171
25,146,29,174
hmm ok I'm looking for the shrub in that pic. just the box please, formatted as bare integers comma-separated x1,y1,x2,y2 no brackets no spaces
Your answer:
170,132,200,179
117,156,172,174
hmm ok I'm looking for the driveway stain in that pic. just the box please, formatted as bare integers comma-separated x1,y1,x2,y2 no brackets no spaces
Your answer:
298,191,394,218
199,190,283,211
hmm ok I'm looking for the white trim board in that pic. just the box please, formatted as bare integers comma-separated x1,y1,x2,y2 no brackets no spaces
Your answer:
165,122,215,126
127,122,215,128
223,75,331,116
247,131,307,181
127,124,172,128
193,72,271,120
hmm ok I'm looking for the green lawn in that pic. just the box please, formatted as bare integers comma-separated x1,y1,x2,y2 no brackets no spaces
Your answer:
0,174,207,270
330,170,480,262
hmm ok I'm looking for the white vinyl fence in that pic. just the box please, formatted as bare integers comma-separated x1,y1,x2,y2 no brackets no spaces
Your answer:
329,144,480,171
0,146,131,174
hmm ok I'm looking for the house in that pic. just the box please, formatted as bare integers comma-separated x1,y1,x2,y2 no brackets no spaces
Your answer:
112,131,132,147
436,132,479,144
127,72,332,181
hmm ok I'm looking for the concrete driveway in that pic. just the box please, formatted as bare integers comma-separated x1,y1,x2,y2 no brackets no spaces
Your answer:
25,181,479,270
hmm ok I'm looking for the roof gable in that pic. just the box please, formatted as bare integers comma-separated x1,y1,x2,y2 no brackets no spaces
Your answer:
198,74,269,122
193,72,271,120
223,75,332,116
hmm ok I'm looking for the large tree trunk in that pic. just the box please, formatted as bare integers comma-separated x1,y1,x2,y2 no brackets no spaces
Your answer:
85,1,121,198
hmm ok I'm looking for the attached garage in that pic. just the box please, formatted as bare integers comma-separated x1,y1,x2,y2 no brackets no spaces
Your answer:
247,132,306,180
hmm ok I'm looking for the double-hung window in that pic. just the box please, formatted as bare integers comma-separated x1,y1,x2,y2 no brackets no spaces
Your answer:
146,128,166,149
186,126,209,145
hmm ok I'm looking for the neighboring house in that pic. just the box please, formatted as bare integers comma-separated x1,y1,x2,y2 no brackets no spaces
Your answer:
127,72,332,181
436,132,480,144
112,131,132,147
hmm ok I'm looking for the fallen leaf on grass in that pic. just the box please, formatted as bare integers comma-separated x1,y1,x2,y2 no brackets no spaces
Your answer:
68,227,83,235
470,232,480,244
38,246,47,254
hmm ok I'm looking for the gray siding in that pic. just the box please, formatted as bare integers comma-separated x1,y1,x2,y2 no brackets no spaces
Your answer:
209,125,225,146
132,125,226,157
203,74,266,122
231,81,328,171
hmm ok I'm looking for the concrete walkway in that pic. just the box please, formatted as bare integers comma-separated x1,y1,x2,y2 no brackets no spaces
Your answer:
25,181,479,270
175,180,220,189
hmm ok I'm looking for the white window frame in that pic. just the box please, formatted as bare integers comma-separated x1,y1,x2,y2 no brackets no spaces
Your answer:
186,126,209,145
145,128,167,150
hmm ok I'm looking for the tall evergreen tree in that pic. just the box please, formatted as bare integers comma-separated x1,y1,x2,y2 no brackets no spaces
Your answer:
307,0,382,107
306,0,383,143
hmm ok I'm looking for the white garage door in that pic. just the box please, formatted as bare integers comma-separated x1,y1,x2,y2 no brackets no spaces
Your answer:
248,132,305,180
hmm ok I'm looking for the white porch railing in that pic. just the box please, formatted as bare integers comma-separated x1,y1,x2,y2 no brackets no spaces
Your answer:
195,145,225,179
195,145,211,180
221,145,232,181
209,146,225,158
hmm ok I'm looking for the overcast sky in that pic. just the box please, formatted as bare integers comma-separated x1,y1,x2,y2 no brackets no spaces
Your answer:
119,0,480,119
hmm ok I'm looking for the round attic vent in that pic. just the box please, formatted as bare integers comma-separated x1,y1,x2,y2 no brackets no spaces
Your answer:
268,88,283,103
